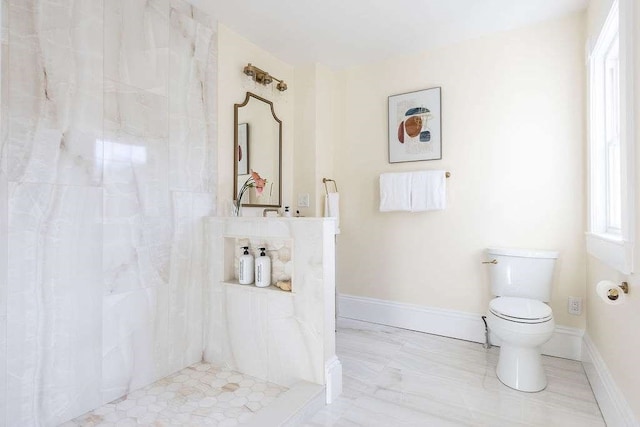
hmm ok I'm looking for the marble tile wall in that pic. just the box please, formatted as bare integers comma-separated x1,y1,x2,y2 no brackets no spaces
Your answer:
0,1,8,425
2,0,217,425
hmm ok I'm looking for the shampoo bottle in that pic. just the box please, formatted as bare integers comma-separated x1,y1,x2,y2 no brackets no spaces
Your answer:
239,246,254,285
255,247,271,288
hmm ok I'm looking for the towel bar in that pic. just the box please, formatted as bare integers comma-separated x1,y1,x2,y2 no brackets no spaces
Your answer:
323,178,338,195
324,173,448,196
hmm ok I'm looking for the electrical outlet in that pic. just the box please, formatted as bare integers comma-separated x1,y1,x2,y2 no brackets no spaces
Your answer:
568,296,582,315
297,193,310,207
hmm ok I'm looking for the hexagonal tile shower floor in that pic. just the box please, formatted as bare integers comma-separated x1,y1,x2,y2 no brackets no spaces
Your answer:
62,363,288,426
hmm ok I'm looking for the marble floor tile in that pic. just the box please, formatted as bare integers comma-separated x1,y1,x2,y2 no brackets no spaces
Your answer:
65,362,287,426
305,318,605,427
64,318,605,426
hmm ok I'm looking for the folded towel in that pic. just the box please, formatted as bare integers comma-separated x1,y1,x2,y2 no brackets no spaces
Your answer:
379,172,412,212
324,192,341,234
411,170,446,212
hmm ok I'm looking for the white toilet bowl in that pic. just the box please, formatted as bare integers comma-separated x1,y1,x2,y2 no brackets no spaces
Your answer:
487,296,555,392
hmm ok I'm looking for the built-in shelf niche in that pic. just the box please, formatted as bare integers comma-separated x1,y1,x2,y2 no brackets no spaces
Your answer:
222,236,294,292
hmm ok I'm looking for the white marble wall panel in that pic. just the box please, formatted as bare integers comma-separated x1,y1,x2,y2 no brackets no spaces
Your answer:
4,0,218,425
266,290,322,386
169,0,214,123
104,0,169,96
1,0,7,315
166,191,213,372
0,315,6,427
103,79,171,295
224,285,270,379
7,183,103,426
0,1,8,424
7,0,103,186
288,220,327,363
101,285,169,404
168,0,217,192
0,0,6,157
104,79,169,147
204,286,226,362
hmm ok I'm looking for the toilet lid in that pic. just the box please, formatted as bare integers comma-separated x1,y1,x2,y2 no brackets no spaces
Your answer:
490,297,552,323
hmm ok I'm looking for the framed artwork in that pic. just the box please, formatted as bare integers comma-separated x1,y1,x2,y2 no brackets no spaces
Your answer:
388,87,442,163
237,123,249,175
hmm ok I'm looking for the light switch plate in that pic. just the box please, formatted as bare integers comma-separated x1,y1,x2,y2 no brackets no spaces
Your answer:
297,193,310,207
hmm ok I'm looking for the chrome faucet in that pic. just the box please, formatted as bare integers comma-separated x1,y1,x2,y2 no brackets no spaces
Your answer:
263,208,279,217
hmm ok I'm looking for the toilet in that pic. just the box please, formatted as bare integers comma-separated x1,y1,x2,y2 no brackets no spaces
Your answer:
485,247,558,392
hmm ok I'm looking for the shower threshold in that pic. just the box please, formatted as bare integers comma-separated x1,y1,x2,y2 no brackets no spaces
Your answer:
62,362,324,426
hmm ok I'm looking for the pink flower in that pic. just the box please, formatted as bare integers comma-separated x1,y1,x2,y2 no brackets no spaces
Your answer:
235,171,268,215
251,170,267,195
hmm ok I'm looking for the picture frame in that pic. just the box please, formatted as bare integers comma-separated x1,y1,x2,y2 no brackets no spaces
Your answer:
388,87,442,163
237,123,249,175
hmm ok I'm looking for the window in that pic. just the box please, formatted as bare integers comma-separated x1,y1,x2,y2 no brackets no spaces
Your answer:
586,0,634,274
603,34,620,234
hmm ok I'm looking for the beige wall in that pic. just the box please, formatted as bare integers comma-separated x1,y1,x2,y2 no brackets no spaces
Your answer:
293,64,318,216
334,13,587,328
585,0,640,420
314,64,341,217
587,0,614,39
293,64,341,217
217,25,295,214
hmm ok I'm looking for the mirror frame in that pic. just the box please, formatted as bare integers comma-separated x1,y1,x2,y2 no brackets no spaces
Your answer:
233,92,283,208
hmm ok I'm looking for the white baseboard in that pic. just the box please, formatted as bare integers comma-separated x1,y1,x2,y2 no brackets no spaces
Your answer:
325,356,342,404
582,333,639,426
338,294,583,361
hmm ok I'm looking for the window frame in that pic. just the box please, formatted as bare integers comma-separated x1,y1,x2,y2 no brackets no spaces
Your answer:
586,0,635,274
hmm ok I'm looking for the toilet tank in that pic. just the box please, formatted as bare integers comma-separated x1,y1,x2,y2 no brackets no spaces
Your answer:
486,247,559,302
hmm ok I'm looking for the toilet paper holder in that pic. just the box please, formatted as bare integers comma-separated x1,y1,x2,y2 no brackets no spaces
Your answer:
608,282,629,301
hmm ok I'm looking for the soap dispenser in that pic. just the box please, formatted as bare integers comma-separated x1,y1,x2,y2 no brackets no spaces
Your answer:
239,246,254,285
255,247,271,288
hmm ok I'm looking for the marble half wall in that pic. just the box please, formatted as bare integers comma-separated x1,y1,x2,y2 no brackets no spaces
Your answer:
204,218,341,401
3,0,217,425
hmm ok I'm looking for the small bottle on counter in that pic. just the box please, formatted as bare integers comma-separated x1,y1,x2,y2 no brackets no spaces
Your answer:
283,206,291,217
255,247,271,288
239,246,254,285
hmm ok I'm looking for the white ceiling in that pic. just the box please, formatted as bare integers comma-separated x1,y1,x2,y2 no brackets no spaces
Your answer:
190,0,589,69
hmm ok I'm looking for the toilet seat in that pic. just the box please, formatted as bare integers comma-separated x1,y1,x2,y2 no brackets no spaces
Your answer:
489,297,552,324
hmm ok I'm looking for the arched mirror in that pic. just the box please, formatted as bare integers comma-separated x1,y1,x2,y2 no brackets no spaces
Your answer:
234,92,282,207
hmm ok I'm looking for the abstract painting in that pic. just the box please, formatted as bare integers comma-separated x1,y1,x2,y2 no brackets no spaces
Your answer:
388,87,442,163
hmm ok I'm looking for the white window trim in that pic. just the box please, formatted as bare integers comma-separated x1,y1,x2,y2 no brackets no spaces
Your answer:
586,0,635,274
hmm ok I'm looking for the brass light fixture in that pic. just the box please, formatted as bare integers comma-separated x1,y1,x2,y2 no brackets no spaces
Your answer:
243,63,288,92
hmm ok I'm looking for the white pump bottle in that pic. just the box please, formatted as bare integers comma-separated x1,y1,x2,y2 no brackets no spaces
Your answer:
255,247,271,288
239,246,254,285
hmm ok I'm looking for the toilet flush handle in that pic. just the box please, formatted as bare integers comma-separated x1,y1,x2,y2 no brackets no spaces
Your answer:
482,259,498,264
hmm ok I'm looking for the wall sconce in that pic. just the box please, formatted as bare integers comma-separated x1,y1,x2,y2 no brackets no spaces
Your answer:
243,63,288,92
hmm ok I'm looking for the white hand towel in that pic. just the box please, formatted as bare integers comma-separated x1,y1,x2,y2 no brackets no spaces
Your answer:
324,192,341,234
410,170,446,212
379,172,412,212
